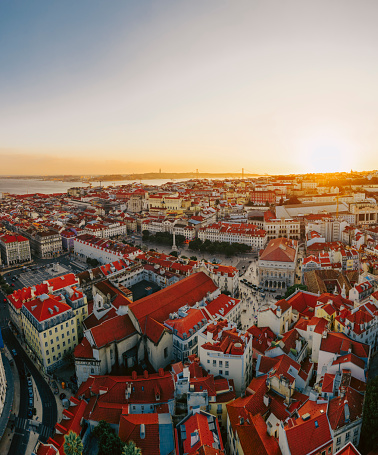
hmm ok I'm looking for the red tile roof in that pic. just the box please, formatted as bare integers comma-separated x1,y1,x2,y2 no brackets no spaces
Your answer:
0,233,29,243
260,237,297,263
335,442,361,455
90,314,137,349
23,294,72,322
46,273,78,292
164,308,205,339
119,413,161,455
74,337,94,359
328,387,363,430
129,272,217,341
320,332,370,359
284,412,332,455
181,412,224,455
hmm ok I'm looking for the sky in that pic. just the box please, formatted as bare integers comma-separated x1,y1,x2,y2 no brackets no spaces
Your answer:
1,0,378,175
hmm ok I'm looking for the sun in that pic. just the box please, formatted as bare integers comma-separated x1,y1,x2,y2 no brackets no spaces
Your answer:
298,132,356,174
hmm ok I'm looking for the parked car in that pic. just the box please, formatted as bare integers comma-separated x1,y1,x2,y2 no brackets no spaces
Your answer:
27,409,33,418
11,349,17,357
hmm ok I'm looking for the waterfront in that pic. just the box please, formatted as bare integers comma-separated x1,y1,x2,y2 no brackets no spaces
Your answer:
0,178,191,196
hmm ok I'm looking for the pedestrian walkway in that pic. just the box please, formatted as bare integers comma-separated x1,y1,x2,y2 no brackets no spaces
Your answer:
15,417,29,431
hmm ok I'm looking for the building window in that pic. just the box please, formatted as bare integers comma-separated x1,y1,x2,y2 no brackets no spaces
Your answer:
55,327,58,333
213,360,216,366
219,370,223,375
346,432,350,441
44,333,46,338
164,347,168,358
52,347,55,353
225,361,229,368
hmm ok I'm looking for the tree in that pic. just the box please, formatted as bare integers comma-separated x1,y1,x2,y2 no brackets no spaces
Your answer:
93,420,125,455
284,284,307,299
64,431,83,455
86,257,99,267
190,256,197,261
169,251,178,257
122,441,142,455
284,196,301,205
99,433,125,455
360,376,378,453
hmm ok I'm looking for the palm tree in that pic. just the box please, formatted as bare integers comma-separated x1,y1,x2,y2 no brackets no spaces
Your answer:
64,431,84,455
122,441,142,455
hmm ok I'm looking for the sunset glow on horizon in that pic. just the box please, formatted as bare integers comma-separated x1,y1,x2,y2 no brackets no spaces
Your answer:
1,0,378,175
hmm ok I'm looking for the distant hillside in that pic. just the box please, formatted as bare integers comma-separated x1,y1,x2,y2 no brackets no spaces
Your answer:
89,172,263,182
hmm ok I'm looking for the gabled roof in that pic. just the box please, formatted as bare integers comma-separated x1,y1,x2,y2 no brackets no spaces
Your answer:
320,332,370,359
90,314,137,349
119,413,169,455
335,442,361,455
284,410,332,455
328,387,363,430
259,237,297,263
129,272,217,341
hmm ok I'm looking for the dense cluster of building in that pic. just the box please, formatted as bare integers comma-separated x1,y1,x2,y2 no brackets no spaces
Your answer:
2,172,378,454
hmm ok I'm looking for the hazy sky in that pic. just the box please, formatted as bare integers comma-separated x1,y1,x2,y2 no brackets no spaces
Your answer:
1,0,378,175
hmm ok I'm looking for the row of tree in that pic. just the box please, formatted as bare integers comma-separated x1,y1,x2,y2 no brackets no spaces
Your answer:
142,230,186,246
188,238,251,257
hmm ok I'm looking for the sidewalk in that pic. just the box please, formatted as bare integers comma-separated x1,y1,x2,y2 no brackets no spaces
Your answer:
51,364,75,421
24,375,43,455
0,346,19,455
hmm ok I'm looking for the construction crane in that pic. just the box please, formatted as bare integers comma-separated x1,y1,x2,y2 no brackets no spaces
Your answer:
335,194,343,218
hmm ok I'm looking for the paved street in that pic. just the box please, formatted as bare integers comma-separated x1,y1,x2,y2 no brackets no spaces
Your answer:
237,261,278,330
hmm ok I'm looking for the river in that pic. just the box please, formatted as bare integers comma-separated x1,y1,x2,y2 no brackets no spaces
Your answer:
0,178,191,196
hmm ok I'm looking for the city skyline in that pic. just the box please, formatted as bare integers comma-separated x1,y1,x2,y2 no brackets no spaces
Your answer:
1,1,378,175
